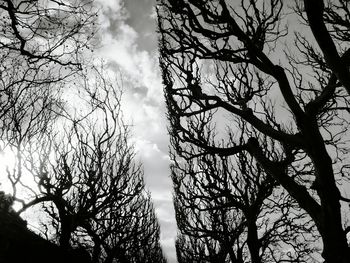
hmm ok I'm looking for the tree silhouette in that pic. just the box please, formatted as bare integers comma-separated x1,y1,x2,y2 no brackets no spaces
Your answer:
0,1,168,262
0,0,97,181
0,0,96,68
157,1,350,262
172,131,320,262
6,67,167,263
0,2,167,262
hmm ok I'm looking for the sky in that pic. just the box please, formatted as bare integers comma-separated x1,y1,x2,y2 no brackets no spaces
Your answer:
95,0,177,262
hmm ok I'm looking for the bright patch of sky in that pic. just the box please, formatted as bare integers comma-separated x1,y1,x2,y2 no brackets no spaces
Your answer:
94,0,177,262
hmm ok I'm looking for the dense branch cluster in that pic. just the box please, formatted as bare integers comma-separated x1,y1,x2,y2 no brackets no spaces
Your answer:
0,1,167,262
10,71,166,262
157,1,350,262
0,0,95,67
173,151,320,263
0,67,167,262
0,0,97,153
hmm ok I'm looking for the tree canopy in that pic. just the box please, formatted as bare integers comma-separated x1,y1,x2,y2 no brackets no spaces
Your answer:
0,1,167,262
157,1,350,262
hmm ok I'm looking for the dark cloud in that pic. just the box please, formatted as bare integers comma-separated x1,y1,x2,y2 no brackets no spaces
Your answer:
106,60,120,71
133,86,148,97
102,0,157,52
100,3,127,35
144,97,160,107
124,0,158,52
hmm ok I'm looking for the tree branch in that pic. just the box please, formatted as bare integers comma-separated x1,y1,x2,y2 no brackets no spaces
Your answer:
304,0,350,95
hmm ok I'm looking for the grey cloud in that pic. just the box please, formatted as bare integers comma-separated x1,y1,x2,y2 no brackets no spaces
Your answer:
98,1,176,261
123,0,158,52
133,86,148,97
101,0,158,52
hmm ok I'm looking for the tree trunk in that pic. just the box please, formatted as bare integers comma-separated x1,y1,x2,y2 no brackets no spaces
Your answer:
313,157,349,263
304,122,349,263
59,216,72,250
246,218,261,263
54,199,72,250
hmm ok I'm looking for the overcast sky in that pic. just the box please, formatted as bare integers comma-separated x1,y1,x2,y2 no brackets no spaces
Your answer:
95,0,177,262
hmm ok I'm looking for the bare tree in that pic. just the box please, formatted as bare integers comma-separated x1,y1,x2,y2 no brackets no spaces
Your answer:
1,81,63,199
0,0,96,68
157,1,350,262
8,68,167,262
0,1,167,262
172,131,320,263
0,0,97,156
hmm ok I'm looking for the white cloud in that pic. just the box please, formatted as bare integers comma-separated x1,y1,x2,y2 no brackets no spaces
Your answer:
96,0,122,10
93,2,177,261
